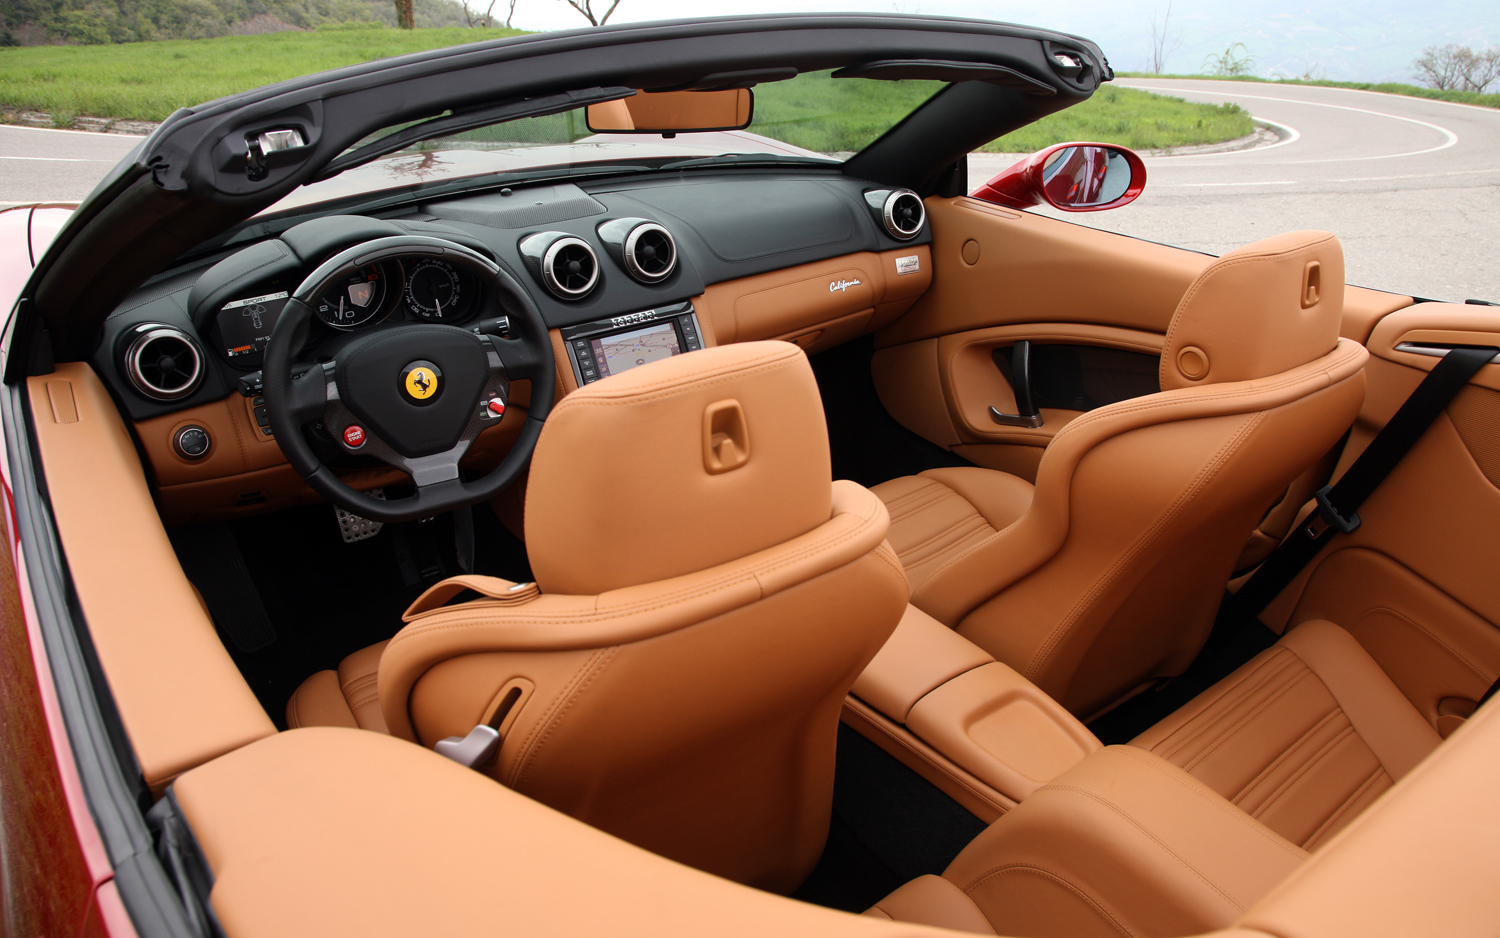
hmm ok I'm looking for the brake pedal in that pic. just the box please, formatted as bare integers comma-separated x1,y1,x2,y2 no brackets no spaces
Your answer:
335,489,386,543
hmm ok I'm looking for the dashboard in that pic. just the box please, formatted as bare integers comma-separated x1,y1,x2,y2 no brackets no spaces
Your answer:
90,169,933,521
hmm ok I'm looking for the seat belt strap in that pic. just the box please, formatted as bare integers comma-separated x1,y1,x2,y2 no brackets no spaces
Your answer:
1235,345,1498,617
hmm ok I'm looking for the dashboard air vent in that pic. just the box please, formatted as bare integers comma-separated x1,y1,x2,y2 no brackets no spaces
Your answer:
882,190,926,240
623,223,677,282
534,235,599,300
123,324,204,401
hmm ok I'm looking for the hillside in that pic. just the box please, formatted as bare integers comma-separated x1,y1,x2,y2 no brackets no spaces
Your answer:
0,0,472,45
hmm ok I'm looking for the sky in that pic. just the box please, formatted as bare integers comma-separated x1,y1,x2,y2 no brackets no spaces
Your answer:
501,0,1497,84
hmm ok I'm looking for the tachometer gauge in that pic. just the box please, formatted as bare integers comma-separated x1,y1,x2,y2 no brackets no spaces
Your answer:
315,264,388,329
404,259,465,321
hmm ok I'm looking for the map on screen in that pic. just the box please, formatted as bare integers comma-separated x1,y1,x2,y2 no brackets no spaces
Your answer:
591,321,682,378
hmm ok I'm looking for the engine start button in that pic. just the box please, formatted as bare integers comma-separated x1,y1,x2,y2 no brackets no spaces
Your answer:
343,425,367,448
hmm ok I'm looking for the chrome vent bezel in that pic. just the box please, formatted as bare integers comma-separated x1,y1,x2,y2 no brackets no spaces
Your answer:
541,236,600,299
622,222,677,283
123,324,205,401
882,190,926,240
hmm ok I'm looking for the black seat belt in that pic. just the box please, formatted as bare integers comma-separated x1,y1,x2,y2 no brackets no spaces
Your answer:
1235,344,1498,618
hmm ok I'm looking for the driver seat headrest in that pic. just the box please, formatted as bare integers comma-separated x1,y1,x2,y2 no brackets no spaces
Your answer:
525,341,832,596
1161,229,1344,391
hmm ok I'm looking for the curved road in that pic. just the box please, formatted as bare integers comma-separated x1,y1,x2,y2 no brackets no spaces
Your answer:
971,79,1500,304
2,79,1497,302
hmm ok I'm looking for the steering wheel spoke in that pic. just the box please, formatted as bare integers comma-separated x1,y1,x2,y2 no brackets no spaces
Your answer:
262,236,555,524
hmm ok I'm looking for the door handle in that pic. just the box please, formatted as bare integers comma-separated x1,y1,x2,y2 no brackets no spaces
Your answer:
1394,342,1500,364
991,339,1044,428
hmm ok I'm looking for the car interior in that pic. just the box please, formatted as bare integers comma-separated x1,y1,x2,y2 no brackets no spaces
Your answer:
11,16,1500,938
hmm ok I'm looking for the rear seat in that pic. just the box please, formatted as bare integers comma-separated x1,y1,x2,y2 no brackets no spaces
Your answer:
1128,618,1442,849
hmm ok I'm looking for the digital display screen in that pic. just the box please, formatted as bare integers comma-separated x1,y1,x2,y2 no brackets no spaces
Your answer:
589,320,682,378
218,292,289,359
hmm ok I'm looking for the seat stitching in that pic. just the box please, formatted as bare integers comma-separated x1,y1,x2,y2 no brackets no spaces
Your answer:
1228,706,1344,806
504,648,611,786
1037,785,1248,911
911,344,1364,595
896,515,992,568
1151,650,1302,761
959,865,1139,938
511,647,619,791
286,687,303,729
1300,762,1389,851
880,481,952,518
1026,412,1265,680
1246,724,1359,822
1174,666,1319,772
1095,748,1309,861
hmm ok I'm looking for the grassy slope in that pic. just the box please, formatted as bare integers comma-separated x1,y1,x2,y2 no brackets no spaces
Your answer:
0,24,523,122
0,31,1253,153
1117,72,1500,110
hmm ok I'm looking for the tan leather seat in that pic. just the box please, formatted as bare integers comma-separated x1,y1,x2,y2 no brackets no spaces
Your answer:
285,341,908,892
1130,618,1442,850
872,231,1369,716
865,619,1446,937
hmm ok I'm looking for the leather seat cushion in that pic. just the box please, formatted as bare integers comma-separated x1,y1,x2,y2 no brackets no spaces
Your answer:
286,641,388,733
1130,619,1442,849
871,467,1033,594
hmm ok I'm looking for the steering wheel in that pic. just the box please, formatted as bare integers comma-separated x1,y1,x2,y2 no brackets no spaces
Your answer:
263,236,555,524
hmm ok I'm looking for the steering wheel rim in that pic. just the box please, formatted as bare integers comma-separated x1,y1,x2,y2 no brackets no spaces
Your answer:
263,235,555,524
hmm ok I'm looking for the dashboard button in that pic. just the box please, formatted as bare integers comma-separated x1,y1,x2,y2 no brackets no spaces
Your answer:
343,425,367,448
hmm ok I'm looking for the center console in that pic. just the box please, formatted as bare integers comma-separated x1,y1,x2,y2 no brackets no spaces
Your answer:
560,302,706,387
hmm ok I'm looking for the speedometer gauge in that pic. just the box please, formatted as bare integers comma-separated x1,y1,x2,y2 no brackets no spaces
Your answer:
405,259,465,321
316,264,388,329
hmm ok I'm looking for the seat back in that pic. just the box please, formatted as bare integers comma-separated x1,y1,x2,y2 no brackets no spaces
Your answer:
377,342,907,891
953,232,1368,715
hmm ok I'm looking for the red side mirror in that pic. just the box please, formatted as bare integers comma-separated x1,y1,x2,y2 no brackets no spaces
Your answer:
971,142,1146,212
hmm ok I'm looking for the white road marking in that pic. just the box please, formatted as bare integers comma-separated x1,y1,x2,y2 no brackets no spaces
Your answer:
1119,86,1460,162
0,155,118,163
1170,180,1298,187
0,123,145,139
1327,167,1500,183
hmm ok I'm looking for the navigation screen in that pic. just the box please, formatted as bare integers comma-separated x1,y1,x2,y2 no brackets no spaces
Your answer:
590,321,682,378
217,292,289,359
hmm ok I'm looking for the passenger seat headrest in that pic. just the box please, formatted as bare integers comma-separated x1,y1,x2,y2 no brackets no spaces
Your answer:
1161,230,1344,392
526,341,833,596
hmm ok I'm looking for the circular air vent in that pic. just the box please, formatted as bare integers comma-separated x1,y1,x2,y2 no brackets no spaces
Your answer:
622,223,677,283
124,325,204,401
541,237,600,299
882,190,926,241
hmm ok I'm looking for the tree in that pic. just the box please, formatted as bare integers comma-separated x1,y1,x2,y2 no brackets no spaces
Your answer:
1146,1,1183,75
1413,45,1500,93
394,0,414,29
557,0,620,26
465,0,517,28
1203,42,1255,77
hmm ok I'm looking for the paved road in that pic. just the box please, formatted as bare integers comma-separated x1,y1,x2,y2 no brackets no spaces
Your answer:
3,80,1497,302
970,79,1500,304
0,125,141,207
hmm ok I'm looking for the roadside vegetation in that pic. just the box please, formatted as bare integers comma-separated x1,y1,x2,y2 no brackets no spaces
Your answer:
0,23,520,122
982,85,1254,153
1117,72,1500,111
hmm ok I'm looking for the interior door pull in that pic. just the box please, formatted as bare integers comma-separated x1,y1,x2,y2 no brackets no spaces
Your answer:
1394,342,1500,364
991,339,1044,428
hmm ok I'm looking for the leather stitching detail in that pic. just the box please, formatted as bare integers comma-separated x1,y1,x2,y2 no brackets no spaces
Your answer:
1171,659,1315,772
896,513,991,569
1229,706,1344,807
1149,649,1302,761
1354,603,1497,685
506,647,614,788
960,865,1138,938
510,646,618,791
1098,748,1308,862
1301,763,1389,851
1246,724,1360,823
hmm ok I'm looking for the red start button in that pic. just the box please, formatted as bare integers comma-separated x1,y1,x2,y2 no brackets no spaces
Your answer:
343,425,367,448
486,398,506,417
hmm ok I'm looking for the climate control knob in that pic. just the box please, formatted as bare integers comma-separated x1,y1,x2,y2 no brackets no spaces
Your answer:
173,425,211,460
